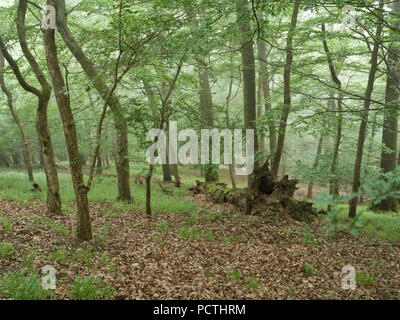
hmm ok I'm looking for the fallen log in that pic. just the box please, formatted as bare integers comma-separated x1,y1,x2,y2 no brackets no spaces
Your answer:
189,161,319,222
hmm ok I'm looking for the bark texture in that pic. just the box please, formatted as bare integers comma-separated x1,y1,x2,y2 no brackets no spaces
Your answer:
43,15,92,241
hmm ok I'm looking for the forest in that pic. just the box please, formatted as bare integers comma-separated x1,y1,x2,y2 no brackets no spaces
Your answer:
0,0,399,301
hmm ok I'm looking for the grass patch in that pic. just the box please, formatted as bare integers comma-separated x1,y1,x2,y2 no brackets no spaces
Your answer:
336,205,400,241
179,227,200,240
0,271,52,300
0,216,11,232
74,246,94,267
69,276,114,300
356,272,375,287
0,169,197,215
245,275,259,293
226,269,241,281
0,241,14,259
304,264,315,277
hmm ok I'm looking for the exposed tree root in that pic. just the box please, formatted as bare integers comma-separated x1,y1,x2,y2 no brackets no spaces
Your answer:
189,161,319,222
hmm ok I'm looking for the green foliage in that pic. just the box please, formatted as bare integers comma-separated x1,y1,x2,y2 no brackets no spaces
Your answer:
223,234,245,246
245,276,259,293
0,241,14,259
95,224,112,245
74,246,94,267
304,264,315,276
226,269,241,281
158,221,169,234
0,171,197,215
362,166,400,206
50,249,69,262
154,235,164,246
179,227,199,240
0,216,11,232
314,193,364,237
69,276,114,300
1,271,50,300
50,223,70,237
203,229,215,241
356,272,375,287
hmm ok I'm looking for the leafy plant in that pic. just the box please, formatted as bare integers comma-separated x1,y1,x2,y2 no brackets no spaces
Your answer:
178,227,199,240
158,221,169,234
154,235,163,246
304,264,315,276
0,241,14,259
362,166,400,206
356,272,375,287
226,269,241,281
245,276,259,293
314,193,363,237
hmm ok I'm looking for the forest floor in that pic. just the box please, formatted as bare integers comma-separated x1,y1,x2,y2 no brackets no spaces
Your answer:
1,186,400,299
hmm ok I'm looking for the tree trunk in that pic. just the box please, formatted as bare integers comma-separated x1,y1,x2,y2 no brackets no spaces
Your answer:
322,24,344,197
236,0,259,158
198,62,218,182
55,0,131,202
257,38,276,158
307,136,324,199
376,1,400,212
0,53,34,183
0,0,61,213
271,0,300,175
37,95,62,213
162,119,172,182
96,154,102,175
349,4,383,218
360,113,377,204
43,18,92,241
225,55,237,190
146,165,154,216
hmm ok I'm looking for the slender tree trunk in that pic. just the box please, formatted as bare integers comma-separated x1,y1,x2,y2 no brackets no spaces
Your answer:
376,1,400,212
96,154,102,174
322,24,344,196
43,21,91,240
257,38,276,158
0,0,61,213
198,62,218,182
0,53,34,183
37,94,62,213
56,0,131,202
146,164,154,216
236,0,259,215
360,113,377,204
162,116,172,182
280,148,287,177
349,4,383,218
236,0,259,156
307,136,324,199
271,0,300,175
226,54,237,189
